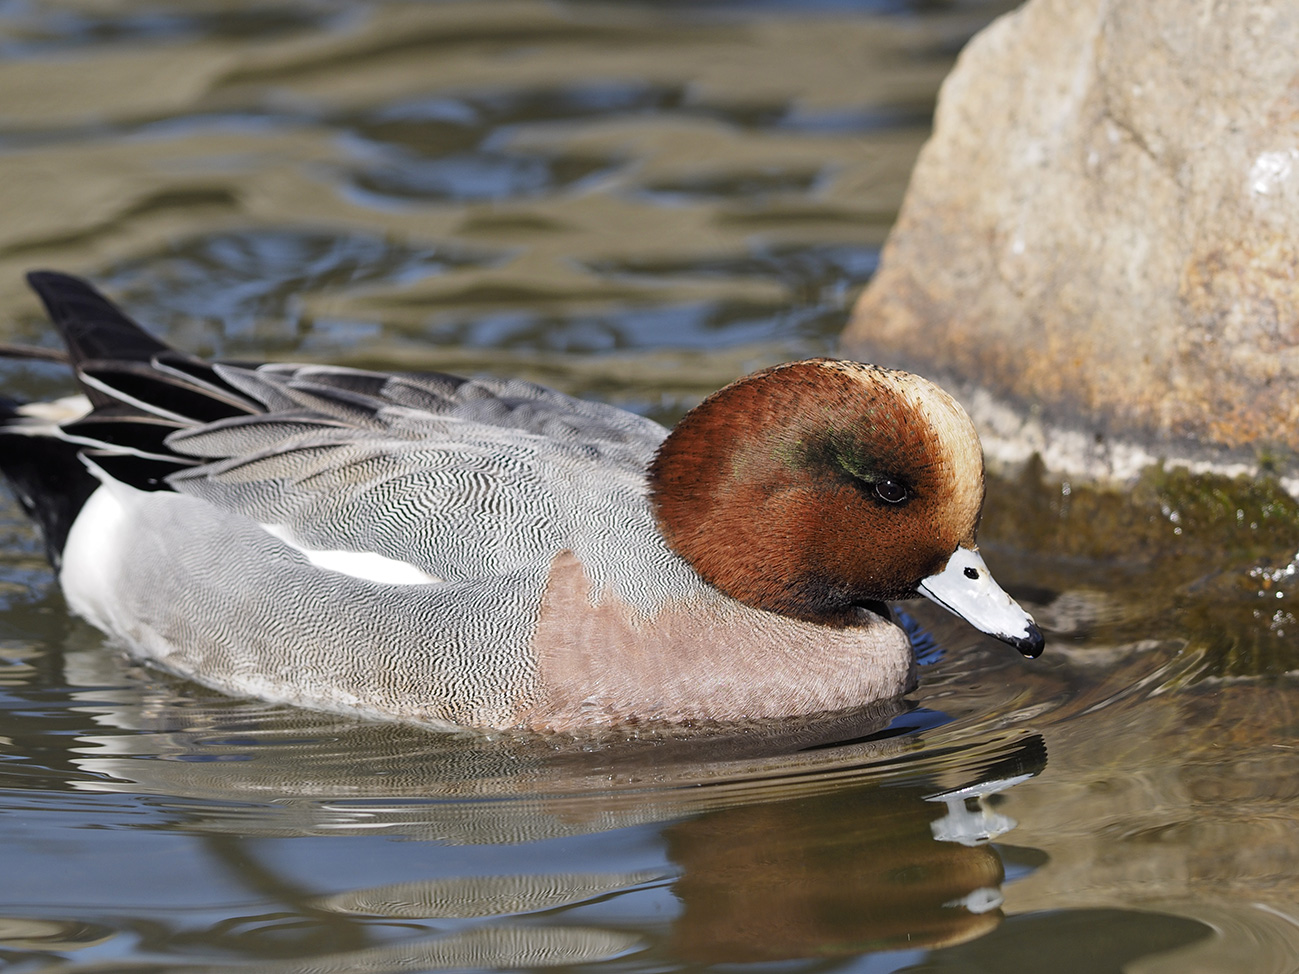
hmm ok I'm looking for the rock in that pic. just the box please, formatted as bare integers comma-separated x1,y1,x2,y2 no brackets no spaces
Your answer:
842,0,1299,483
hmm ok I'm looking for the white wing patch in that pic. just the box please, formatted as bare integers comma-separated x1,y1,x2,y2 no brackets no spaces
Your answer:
260,524,443,585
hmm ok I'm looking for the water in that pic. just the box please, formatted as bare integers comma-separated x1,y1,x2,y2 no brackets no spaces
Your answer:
1,2,1297,972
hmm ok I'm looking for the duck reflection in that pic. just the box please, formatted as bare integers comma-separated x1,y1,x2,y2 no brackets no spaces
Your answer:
115,739,1043,973
664,743,1047,964
311,871,664,920
667,788,1003,962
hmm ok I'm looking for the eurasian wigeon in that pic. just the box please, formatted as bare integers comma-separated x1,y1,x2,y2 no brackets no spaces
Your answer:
0,272,1042,732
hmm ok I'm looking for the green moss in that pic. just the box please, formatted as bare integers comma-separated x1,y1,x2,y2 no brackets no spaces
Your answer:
981,457,1299,680
985,456,1299,561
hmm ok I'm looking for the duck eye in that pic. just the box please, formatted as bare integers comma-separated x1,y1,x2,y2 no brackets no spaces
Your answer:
874,478,908,504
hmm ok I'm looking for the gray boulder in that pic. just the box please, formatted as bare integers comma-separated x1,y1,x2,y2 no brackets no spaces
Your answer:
843,0,1299,482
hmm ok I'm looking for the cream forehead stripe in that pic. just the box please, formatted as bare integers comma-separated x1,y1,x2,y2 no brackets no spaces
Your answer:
822,362,984,521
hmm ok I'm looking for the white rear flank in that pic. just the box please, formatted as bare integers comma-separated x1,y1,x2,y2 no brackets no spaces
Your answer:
59,481,138,635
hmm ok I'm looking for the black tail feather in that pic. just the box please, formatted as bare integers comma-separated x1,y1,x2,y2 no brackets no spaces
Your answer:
63,407,188,456
25,272,173,411
80,359,257,423
0,431,98,569
2,272,264,567
25,271,172,365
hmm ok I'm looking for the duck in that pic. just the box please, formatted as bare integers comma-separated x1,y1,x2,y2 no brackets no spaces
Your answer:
0,271,1042,732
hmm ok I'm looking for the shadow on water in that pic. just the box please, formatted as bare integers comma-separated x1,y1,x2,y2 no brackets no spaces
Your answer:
0,0,1297,972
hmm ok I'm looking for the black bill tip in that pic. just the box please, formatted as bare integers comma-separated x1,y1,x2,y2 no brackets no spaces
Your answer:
1005,622,1045,659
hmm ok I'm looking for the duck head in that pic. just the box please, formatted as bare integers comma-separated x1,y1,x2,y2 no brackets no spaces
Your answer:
649,359,1044,657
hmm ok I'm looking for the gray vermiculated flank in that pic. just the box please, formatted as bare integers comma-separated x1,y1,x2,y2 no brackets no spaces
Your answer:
120,926,642,973
312,870,663,918
87,364,705,727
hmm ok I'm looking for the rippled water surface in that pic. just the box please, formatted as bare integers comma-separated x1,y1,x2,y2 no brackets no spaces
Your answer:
1,2,1297,972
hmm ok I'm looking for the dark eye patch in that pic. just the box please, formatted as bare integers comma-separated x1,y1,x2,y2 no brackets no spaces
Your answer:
808,435,914,506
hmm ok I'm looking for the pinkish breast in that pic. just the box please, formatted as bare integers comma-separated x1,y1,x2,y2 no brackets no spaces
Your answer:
518,551,917,732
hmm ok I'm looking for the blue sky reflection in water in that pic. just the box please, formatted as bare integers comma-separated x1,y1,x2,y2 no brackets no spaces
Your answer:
0,1,1295,973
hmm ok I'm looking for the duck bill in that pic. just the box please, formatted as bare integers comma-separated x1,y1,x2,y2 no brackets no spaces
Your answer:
917,547,1044,658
